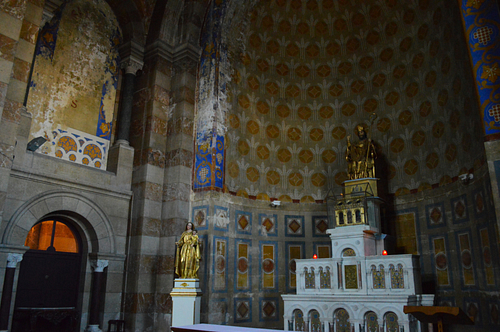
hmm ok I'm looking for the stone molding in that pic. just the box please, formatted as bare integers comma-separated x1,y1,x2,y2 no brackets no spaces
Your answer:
41,0,61,26
121,58,144,75
6,253,23,268
88,252,126,263
119,40,145,74
144,40,201,69
91,259,109,272
9,166,132,199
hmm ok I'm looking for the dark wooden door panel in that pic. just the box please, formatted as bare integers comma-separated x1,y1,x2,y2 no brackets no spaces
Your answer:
15,250,82,308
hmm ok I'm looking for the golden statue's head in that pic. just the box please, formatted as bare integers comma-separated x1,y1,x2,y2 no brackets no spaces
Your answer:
355,125,367,139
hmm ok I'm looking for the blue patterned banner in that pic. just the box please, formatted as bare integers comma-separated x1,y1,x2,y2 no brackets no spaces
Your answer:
194,134,225,190
459,0,500,136
194,0,227,191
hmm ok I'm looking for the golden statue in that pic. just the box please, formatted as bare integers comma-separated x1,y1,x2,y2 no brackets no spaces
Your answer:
346,125,376,180
175,222,201,279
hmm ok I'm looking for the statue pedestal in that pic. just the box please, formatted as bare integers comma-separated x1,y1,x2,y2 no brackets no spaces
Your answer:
171,279,202,328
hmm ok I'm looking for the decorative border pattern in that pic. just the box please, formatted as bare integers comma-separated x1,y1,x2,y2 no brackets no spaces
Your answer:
472,187,487,218
312,215,330,237
234,297,252,323
235,210,252,235
451,194,469,224
234,238,252,293
459,0,500,136
391,208,422,270
455,229,476,288
192,205,209,230
259,240,278,292
194,135,225,190
463,297,482,326
314,242,331,258
212,236,228,293
259,297,280,322
214,205,229,232
285,241,305,293
42,127,109,170
478,226,496,288
425,202,447,229
285,215,305,237
258,213,278,236
430,234,454,289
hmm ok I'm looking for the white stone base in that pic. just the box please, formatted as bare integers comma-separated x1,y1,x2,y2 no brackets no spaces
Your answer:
85,324,101,332
171,279,202,328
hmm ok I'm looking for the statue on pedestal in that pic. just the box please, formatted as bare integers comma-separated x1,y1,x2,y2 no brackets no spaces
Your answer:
175,222,201,279
346,124,376,180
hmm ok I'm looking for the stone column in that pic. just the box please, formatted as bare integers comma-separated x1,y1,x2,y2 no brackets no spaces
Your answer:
116,59,143,146
86,260,108,332
0,253,23,332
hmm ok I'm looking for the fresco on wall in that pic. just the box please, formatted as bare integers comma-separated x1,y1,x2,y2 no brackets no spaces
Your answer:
194,0,228,190
27,0,121,169
192,1,499,329
225,0,484,201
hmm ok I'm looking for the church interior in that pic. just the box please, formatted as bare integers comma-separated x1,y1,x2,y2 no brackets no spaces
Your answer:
0,0,500,331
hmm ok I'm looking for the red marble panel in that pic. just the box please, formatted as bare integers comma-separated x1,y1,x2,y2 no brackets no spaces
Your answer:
12,57,30,82
0,34,17,61
2,99,22,123
19,19,38,43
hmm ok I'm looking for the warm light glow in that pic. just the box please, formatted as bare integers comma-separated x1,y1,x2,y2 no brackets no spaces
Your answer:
313,254,318,259
382,250,388,256
25,220,79,253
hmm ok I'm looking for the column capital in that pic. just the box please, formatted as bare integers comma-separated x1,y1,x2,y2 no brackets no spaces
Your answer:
6,253,23,268
121,57,143,75
91,259,109,272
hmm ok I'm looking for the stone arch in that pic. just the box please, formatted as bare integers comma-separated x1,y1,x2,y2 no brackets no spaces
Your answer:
331,305,355,320
341,247,357,257
364,310,380,331
360,306,381,318
285,304,307,317
383,311,400,332
332,307,352,332
3,190,115,254
151,0,211,45
40,0,145,46
292,308,305,331
382,307,405,322
308,308,322,332
108,0,146,46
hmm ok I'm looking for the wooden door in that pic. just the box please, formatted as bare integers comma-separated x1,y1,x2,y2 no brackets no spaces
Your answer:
13,219,83,331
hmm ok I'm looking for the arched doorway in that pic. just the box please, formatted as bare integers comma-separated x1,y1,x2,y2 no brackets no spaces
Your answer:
12,218,85,332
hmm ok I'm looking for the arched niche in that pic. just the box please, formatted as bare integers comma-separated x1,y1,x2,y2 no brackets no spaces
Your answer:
333,308,351,332
2,190,115,255
27,0,122,170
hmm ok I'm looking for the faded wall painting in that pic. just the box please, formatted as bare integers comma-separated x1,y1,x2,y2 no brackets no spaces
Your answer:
27,0,121,169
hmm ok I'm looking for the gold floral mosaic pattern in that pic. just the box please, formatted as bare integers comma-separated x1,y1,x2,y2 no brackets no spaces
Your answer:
225,0,484,201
